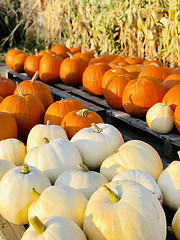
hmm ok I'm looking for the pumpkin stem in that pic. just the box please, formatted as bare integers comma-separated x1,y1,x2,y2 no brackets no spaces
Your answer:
167,226,174,234
177,151,180,160
46,120,50,125
162,100,167,106
43,137,49,144
35,49,38,56
21,163,29,174
76,109,88,117
31,188,41,200
77,163,89,172
91,123,102,133
150,63,160,67
102,185,120,203
16,82,24,97
30,216,46,235
45,46,49,52
67,52,74,59
31,71,39,83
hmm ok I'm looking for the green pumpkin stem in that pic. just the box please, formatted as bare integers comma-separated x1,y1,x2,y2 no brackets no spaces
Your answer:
162,100,167,106
91,123,102,133
31,71,39,83
21,163,29,174
16,82,24,97
77,163,89,172
30,216,46,235
43,137,49,144
102,185,120,203
31,188,40,200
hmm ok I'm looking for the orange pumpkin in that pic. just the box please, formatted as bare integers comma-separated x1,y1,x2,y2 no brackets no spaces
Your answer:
24,49,41,78
12,52,27,73
82,62,111,96
122,76,166,118
123,64,146,75
174,104,180,133
59,52,87,85
14,71,53,110
102,53,119,63
61,109,104,139
0,83,45,142
143,59,163,67
73,51,95,65
0,112,18,141
70,46,81,55
138,63,172,82
162,74,180,91
5,48,24,70
88,56,109,66
38,46,55,57
173,66,180,74
50,44,70,59
109,59,129,68
162,85,180,112
0,73,16,98
39,54,63,84
124,55,144,64
44,98,85,126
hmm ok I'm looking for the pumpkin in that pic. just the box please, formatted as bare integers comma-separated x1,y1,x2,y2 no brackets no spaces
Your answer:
73,51,95,65
146,100,174,134
0,112,18,140
59,52,87,85
103,74,129,110
174,104,180,133
0,160,16,180
171,206,180,240
122,76,166,118
157,155,180,211
24,137,83,184
100,139,163,181
108,59,129,68
38,46,55,57
0,73,16,98
55,163,109,199
5,48,24,70
112,169,163,204
26,120,68,152
162,84,180,111
44,98,85,126
24,49,41,78
0,138,26,166
12,52,27,73
83,180,167,240
21,216,87,240
162,73,180,91
0,82,45,142
50,44,70,59
88,56,109,65
61,109,104,139
138,63,172,82
28,185,88,228
123,63,146,75
14,71,53,110
82,62,111,96
71,123,124,170
143,59,163,67
173,66,180,74
70,46,81,54
39,54,63,84
124,55,144,64
102,53,119,63
0,163,51,225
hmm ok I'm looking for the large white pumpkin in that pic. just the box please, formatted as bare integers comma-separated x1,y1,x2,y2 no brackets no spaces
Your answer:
26,121,68,152
24,137,83,184
172,206,180,240
100,139,163,181
71,123,124,170
83,180,167,240
0,159,16,180
0,164,51,225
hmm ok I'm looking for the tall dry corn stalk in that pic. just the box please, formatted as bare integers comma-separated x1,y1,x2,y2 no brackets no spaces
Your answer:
20,0,180,66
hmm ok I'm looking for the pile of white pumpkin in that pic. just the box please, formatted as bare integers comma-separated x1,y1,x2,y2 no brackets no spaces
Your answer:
0,121,179,240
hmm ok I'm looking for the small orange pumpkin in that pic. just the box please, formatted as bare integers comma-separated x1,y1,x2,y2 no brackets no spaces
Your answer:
0,73,16,98
143,59,163,67
0,112,18,140
12,52,27,73
162,85,180,112
124,55,144,64
24,49,41,78
38,46,55,57
5,48,24,70
70,46,81,55
50,44,70,59
162,74,180,91
73,51,95,65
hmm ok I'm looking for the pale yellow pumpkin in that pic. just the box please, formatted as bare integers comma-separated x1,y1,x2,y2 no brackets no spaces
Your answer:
172,206,180,240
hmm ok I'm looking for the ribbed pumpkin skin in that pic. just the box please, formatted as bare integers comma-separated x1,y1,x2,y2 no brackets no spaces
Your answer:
122,77,166,118
0,75,16,98
44,99,85,126
82,62,111,96
24,54,41,78
162,74,180,91
162,85,180,112
61,109,104,139
50,44,70,59
5,49,24,70
39,54,63,83
12,53,27,73
0,112,17,141
174,104,180,133
0,93,45,142
14,79,53,110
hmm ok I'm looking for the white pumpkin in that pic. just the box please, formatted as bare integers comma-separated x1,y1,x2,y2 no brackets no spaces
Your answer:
0,138,26,166
28,185,88,228
146,100,174,134
172,206,180,240
112,169,163,204
21,216,87,240
55,163,109,199
83,180,167,240
26,120,68,152
100,139,163,181
157,159,180,211
24,137,83,184
0,163,51,225
0,159,16,180
71,123,124,170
